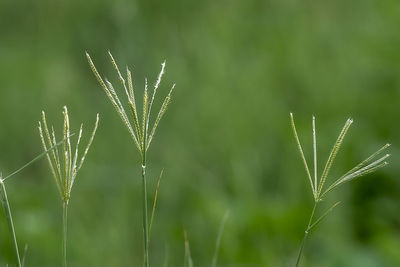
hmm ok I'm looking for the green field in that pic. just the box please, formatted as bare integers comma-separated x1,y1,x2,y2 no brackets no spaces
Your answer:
0,0,399,266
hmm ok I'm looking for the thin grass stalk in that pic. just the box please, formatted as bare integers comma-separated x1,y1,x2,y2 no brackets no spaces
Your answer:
211,210,230,267
2,136,72,182
296,201,317,267
308,202,340,230
0,178,22,267
22,244,28,267
62,201,68,267
142,149,149,267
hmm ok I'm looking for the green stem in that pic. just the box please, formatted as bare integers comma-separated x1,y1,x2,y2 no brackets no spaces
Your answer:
0,179,22,267
295,201,317,267
62,201,68,267
142,152,149,267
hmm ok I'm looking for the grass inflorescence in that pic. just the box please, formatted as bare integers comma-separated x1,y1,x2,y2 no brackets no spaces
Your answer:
290,113,390,266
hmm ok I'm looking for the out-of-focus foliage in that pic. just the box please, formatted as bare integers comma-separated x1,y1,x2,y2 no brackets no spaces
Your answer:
0,0,399,266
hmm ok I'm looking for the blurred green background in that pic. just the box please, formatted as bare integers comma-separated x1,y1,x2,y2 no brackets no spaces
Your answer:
0,0,399,266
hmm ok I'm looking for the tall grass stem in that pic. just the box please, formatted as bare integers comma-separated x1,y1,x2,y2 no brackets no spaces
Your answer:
296,202,317,267
142,159,149,267
62,201,68,267
0,178,22,267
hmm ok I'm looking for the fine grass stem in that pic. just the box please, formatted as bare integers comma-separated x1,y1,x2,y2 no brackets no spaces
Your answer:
184,231,194,267
87,52,174,267
2,137,73,182
295,202,316,267
211,210,230,267
290,113,390,266
62,201,68,267
149,170,164,237
0,176,22,267
22,244,28,267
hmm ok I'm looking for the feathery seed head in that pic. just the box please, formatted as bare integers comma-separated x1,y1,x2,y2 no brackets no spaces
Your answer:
38,107,99,203
290,113,390,201
87,52,175,158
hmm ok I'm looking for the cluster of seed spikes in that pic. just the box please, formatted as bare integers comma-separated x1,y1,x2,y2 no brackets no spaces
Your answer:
38,106,99,203
290,113,390,202
86,51,174,155
86,52,174,267
290,113,390,266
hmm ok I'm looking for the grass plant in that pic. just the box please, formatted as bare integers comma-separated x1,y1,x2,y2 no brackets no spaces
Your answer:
86,51,174,267
0,175,22,267
0,135,71,267
290,113,390,266
38,106,99,267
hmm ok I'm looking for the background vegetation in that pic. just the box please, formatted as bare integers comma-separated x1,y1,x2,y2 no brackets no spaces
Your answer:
0,0,399,266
